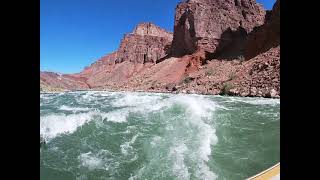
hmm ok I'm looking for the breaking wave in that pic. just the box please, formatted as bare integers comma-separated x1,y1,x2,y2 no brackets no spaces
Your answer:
40,111,96,141
40,91,280,180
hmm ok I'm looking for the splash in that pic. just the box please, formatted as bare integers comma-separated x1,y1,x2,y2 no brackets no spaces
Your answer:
40,111,96,141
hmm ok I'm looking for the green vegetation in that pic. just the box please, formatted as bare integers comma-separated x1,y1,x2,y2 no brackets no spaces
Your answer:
221,83,234,95
205,68,215,76
228,71,236,81
237,55,245,62
181,76,194,84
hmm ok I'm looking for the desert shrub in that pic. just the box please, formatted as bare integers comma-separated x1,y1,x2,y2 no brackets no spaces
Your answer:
228,71,236,81
205,69,215,76
237,55,245,62
181,76,194,84
221,83,234,95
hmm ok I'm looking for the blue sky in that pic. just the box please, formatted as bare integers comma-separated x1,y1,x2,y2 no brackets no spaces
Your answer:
40,0,276,74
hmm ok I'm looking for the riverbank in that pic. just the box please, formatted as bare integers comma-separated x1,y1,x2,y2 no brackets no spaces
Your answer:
40,88,280,99
41,45,279,99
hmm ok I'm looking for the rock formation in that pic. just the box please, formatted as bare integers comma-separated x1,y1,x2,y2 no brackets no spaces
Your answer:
116,23,173,64
41,23,173,89
245,0,280,59
40,71,89,90
40,0,280,98
228,46,280,97
170,0,265,57
77,51,118,78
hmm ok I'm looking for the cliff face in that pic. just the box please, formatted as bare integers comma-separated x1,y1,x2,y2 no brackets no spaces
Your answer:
40,0,280,98
245,0,280,59
41,23,173,89
116,23,173,64
170,0,265,57
76,52,118,78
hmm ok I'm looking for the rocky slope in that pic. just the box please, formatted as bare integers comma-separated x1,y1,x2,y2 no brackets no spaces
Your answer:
102,46,279,98
40,0,280,98
41,23,173,90
40,79,66,92
40,72,89,90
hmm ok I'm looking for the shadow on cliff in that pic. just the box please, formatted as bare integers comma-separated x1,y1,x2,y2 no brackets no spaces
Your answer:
158,7,251,62
211,26,248,61
156,8,203,63
244,0,280,60
158,22,279,63
158,26,248,63
170,8,197,58
158,0,279,63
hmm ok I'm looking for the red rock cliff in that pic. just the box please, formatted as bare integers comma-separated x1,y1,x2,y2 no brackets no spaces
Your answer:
77,51,118,78
116,23,173,64
170,0,265,57
40,1,280,98
41,23,173,90
245,0,280,59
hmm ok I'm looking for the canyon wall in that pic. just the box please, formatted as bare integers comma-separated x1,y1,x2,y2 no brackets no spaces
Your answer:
41,23,173,90
170,0,265,57
116,23,173,64
245,0,280,59
40,0,280,98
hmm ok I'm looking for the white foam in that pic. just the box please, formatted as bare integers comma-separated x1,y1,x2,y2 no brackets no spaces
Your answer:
169,143,190,180
97,92,114,97
59,105,91,112
40,111,96,141
41,91,222,179
79,152,103,170
120,134,139,155
101,109,129,123
110,93,219,179
40,94,56,100
78,149,120,173
225,96,280,105
129,166,146,180
170,95,218,180
111,92,163,107
97,93,169,123
119,94,220,179
150,136,162,147
173,95,216,118
108,94,218,123
57,92,65,96
194,123,218,180
79,92,98,102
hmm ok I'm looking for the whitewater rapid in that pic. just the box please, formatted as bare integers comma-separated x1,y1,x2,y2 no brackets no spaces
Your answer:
40,91,280,180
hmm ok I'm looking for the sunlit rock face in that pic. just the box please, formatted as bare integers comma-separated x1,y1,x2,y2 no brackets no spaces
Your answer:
170,0,265,57
116,23,173,64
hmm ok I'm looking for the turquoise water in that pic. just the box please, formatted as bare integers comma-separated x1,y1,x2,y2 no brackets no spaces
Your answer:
40,91,280,180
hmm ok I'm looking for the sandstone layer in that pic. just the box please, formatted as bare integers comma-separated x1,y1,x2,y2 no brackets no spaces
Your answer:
170,0,265,57
116,23,173,64
40,0,280,98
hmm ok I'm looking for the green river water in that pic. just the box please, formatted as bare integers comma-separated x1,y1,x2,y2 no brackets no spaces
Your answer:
40,91,280,180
